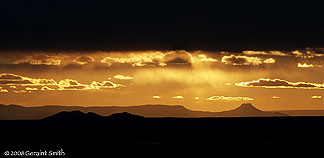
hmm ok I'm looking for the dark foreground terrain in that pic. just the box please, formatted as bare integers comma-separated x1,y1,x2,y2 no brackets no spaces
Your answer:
1,111,324,157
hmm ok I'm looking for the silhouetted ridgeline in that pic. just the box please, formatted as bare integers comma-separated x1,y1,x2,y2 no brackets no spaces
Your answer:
0,103,293,120
44,111,145,121
1,110,324,157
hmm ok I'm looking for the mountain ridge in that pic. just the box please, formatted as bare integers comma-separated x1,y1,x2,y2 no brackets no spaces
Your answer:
0,103,293,120
44,110,145,121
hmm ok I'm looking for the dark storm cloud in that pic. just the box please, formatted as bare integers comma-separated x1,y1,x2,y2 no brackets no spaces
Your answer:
16,54,61,65
0,53,63,66
0,0,324,52
222,55,249,65
0,53,26,64
161,51,192,64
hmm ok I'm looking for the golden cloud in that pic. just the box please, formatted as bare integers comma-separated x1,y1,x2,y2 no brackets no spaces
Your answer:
161,50,192,64
101,52,165,67
73,56,95,65
100,51,197,67
152,96,161,99
206,96,254,101
272,96,280,99
0,73,57,86
13,54,62,65
243,49,324,58
57,79,90,90
41,86,55,91
270,51,289,56
291,49,324,58
236,78,324,89
0,73,34,85
113,75,134,80
0,73,122,92
172,96,184,99
90,81,120,89
3,49,324,70
0,87,8,93
27,78,57,86
243,51,270,55
243,51,288,56
297,63,322,68
196,55,217,62
311,95,322,99
191,54,218,64
221,55,275,66
263,58,276,64
25,87,38,91
0,73,23,80
58,79,122,90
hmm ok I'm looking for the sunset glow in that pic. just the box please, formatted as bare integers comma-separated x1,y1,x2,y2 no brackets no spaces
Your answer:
0,49,324,111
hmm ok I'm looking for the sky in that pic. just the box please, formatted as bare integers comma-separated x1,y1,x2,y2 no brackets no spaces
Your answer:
1,0,324,51
1,49,324,111
1,0,324,111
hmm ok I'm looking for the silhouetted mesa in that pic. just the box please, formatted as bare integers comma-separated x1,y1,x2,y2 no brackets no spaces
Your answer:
218,103,287,117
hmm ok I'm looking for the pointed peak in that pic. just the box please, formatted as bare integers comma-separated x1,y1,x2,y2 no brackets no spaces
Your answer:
221,103,288,117
242,102,252,105
232,103,262,112
240,103,254,107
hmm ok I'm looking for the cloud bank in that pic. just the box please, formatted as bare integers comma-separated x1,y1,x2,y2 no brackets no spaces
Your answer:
0,73,123,93
206,96,254,101
221,55,275,66
236,78,324,89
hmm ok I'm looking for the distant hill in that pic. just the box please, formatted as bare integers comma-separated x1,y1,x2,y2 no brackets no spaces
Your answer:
0,103,295,120
0,104,216,120
44,111,145,121
276,110,324,116
108,112,145,120
44,111,102,121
